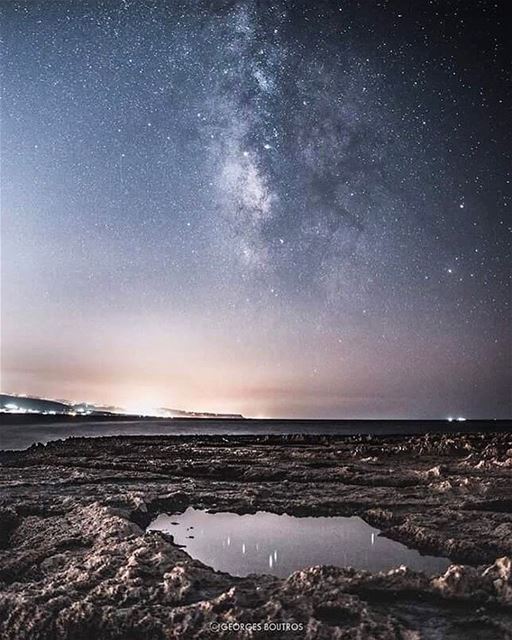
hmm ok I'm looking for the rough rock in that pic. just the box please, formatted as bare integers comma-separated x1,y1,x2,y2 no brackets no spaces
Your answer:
0,432,511,638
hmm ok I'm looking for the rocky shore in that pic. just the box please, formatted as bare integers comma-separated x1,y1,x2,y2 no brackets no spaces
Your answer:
0,431,511,639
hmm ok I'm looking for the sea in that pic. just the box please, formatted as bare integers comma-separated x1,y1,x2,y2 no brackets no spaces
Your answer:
0,417,509,451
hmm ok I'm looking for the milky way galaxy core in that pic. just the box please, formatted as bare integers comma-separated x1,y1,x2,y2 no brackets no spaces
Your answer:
1,0,510,418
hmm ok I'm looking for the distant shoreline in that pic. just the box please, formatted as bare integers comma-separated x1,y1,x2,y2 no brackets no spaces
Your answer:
0,413,247,426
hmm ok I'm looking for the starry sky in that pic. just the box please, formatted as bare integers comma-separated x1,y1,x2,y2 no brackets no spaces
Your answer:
2,0,510,418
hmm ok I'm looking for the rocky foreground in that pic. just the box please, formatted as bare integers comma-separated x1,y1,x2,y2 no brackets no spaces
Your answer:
0,431,511,639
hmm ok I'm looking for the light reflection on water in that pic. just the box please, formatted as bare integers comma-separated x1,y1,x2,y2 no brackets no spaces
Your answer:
147,507,450,578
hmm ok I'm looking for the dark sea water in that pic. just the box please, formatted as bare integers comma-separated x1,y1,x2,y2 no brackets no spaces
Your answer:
147,507,451,577
0,417,508,451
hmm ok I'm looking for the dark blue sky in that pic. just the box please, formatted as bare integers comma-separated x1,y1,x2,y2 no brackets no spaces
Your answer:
2,0,510,417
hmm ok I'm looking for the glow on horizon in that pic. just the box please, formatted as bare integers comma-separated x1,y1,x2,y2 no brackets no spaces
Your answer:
2,390,480,421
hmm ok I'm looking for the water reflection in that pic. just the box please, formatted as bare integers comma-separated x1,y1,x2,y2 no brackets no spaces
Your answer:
147,508,450,578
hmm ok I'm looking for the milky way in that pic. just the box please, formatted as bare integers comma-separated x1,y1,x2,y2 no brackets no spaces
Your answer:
2,0,510,418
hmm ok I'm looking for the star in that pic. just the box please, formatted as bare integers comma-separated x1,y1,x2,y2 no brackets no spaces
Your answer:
0,0,508,419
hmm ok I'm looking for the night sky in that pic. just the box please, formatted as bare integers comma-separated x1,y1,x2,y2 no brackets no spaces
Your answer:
2,0,510,418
